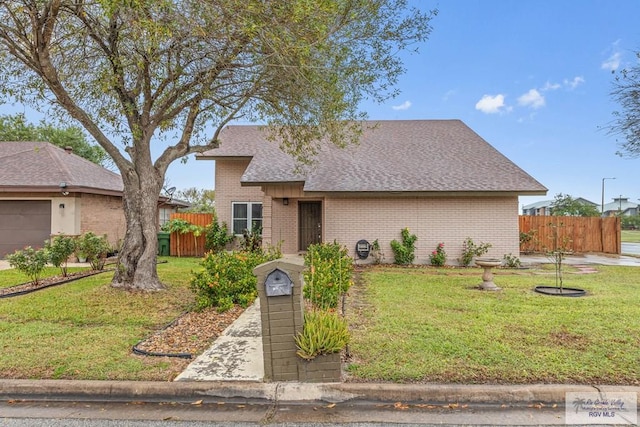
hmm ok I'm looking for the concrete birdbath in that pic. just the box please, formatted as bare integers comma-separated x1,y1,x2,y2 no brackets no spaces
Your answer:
475,257,502,291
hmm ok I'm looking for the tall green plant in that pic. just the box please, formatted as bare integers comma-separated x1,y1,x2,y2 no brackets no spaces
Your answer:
390,228,417,265
204,219,234,253
303,242,353,310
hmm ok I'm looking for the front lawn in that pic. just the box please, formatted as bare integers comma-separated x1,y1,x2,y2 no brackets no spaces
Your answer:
346,265,640,385
0,257,200,381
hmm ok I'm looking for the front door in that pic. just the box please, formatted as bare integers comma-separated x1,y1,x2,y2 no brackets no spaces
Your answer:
298,201,322,251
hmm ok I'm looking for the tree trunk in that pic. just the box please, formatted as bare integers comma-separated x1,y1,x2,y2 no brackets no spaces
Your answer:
111,169,165,291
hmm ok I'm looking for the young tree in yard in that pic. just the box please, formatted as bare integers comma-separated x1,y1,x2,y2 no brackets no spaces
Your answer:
550,193,600,217
0,1,436,291
0,113,109,166
610,50,640,158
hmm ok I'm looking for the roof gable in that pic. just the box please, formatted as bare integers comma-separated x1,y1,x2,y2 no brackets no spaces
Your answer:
0,141,123,193
203,120,547,195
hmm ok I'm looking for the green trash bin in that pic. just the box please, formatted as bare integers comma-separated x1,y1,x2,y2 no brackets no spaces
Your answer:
157,232,170,256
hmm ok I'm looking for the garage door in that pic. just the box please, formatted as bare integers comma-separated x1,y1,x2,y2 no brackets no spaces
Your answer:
0,201,51,258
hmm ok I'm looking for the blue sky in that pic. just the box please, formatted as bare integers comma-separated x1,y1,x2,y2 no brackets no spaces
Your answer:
359,0,640,210
2,1,639,211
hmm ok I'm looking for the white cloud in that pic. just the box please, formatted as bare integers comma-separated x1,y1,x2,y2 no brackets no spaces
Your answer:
564,76,585,89
517,89,545,109
602,47,622,71
475,94,507,114
542,81,561,91
391,101,412,111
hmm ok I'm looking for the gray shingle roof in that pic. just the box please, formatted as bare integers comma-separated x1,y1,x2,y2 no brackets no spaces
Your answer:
202,120,547,194
0,141,123,193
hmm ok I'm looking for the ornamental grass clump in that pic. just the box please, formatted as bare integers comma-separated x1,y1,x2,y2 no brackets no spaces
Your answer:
190,249,280,312
303,242,353,310
295,309,350,360
429,242,447,266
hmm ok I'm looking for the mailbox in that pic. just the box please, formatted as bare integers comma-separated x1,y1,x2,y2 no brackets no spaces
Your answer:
264,268,293,297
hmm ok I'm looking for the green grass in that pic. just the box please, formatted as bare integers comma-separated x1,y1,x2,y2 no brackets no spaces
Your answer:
621,230,640,243
0,267,87,289
346,266,640,385
0,257,201,380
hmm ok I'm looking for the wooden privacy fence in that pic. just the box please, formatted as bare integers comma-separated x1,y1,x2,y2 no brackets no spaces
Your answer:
168,212,213,257
519,216,621,254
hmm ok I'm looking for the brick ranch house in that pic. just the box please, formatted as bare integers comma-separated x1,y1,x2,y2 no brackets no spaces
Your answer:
199,120,548,264
0,141,185,258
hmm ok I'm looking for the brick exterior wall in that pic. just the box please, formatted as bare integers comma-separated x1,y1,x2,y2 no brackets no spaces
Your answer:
215,159,265,233
79,193,126,248
323,196,520,265
214,162,521,263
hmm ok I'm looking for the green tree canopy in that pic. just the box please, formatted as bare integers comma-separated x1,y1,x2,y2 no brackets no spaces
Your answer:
0,113,109,166
550,193,600,217
610,50,640,158
0,0,436,290
175,187,215,213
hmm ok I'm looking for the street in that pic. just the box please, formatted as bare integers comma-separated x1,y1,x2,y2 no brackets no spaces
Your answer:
622,242,640,256
0,399,573,426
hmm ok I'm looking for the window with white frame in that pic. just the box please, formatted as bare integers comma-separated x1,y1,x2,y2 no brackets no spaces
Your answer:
232,202,263,235
159,208,172,227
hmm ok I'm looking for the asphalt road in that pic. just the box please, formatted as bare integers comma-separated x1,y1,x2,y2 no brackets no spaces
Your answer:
0,400,571,426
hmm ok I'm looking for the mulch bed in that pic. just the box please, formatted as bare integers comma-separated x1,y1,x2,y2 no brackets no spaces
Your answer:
133,305,245,358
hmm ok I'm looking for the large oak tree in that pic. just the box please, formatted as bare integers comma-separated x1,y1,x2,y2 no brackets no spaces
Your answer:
0,0,436,290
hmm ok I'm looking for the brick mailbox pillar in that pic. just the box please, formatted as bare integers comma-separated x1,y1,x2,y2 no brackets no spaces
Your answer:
254,257,342,383
254,257,306,382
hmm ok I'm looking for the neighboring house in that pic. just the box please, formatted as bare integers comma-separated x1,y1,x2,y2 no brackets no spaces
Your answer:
199,120,547,264
0,142,185,258
602,197,639,217
522,197,597,216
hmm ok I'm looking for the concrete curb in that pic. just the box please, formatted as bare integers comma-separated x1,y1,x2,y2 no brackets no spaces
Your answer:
1,380,638,406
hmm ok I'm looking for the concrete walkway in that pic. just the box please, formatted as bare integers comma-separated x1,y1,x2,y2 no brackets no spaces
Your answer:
175,300,264,382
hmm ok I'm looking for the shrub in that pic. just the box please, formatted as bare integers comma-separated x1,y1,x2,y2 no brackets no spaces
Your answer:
6,246,49,285
370,239,384,264
204,219,234,253
503,253,521,268
429,242,447,266
295,310,349,360
303,242,353,310
459,237,492,267
240,224,262,253
390,228,417,265
45,235,76,277
75,232,110,270
190,249,280,312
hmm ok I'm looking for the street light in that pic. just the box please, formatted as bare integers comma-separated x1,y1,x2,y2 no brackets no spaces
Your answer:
601,177,616,216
